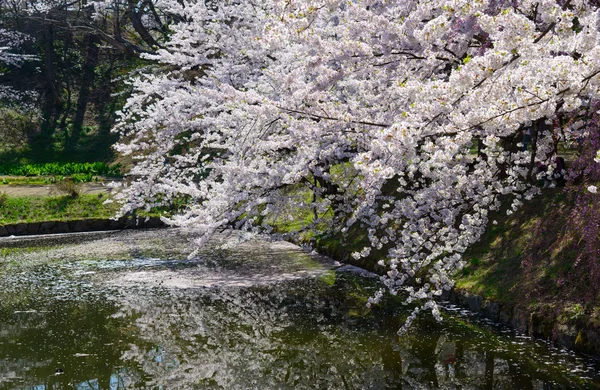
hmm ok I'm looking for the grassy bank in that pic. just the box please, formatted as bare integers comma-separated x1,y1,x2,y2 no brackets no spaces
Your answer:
459,189,591,304
270,185,600,352
0,194,119,224
457,188,600,351
288,187,597,318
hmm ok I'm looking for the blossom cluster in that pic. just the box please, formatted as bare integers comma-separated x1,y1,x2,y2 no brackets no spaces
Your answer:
113,0,600,327
0,29,34,68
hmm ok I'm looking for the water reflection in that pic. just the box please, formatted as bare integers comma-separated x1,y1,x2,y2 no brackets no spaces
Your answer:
0,230,597,389
0,298,143,389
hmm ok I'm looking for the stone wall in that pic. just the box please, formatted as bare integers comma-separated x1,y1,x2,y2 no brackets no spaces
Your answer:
0,216,165,236
444,289,600,357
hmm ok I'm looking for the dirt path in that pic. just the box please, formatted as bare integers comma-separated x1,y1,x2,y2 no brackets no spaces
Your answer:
0,182,116,197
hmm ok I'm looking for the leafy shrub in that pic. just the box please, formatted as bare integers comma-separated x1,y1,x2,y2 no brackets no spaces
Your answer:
55,179,80,198
0,162,122,177
71,173,95,182
0,108,38,150
570,304,586,321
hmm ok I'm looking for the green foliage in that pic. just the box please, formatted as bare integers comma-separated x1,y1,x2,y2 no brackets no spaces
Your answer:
0,162,121,177
70,173,96,182
54,179,80,198
0,176,60,185
569,304,586,321
0,108,38,150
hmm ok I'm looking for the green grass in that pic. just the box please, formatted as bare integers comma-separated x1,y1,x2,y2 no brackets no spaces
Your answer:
0,193,171,225
0,175,104,185
455,194,551,303
454,187,600,341
0,177,55,185
0,162,122,177
0,194,120,224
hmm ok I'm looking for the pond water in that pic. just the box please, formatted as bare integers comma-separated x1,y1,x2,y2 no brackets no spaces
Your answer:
0,229,598,389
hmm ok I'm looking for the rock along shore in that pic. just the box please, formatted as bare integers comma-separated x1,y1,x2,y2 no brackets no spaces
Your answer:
312,243,600,358
441,288,600,358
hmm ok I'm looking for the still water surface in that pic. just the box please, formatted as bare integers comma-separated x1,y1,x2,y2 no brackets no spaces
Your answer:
0,229,598,389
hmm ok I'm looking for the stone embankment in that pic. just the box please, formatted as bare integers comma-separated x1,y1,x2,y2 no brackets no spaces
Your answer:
443,289,600,357
316,245,600,357
0,216,165,237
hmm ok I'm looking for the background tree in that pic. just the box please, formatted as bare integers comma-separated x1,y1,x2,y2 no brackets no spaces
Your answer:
0,25,38,150
0,0,172,161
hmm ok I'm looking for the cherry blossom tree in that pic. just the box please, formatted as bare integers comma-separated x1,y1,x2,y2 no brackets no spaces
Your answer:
0,28,32,66
0,27,35,98
0,25,38,147
113,0,600,328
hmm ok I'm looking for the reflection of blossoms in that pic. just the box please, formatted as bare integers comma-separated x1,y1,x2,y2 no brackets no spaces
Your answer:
0,230,597,389
115,280,398,389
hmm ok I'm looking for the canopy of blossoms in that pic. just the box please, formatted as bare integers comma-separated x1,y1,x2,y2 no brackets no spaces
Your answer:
113,0,600,329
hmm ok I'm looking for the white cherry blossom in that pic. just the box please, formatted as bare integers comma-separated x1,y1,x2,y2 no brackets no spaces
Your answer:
113,0,600,326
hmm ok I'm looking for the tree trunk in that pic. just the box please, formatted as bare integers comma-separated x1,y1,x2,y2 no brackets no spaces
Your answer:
58,31,74,131
39,23,61,151
128,0,161,49
483,351,494,390
68,34,100,151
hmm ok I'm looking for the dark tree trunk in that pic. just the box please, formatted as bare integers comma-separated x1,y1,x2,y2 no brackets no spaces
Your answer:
508,361,533,389
128,0,161,49
68,33,100,150
58,30,74,132
526,119,547,182
39,23,61,151
483,351,494,390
